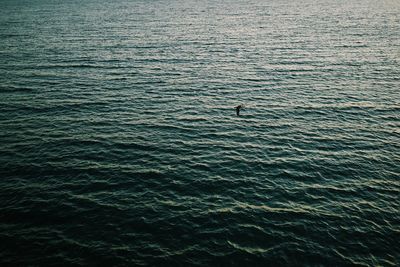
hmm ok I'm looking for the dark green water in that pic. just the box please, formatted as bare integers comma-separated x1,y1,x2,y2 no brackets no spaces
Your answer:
1,0,399,266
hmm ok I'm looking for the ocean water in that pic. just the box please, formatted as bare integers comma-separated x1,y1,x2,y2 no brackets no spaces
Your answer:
0,0,399,265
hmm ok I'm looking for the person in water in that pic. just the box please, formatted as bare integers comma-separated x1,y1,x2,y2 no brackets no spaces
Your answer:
235,105,242,116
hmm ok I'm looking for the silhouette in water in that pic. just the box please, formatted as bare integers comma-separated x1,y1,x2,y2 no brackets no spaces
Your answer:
235,105,242,116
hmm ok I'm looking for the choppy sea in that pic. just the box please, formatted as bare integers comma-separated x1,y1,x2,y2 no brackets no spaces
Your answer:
1,0,399,265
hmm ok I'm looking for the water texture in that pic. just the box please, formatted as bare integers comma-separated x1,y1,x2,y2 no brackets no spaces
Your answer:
0,0,399,265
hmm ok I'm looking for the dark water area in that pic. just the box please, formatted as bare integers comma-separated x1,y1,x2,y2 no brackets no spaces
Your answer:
1,0,399,266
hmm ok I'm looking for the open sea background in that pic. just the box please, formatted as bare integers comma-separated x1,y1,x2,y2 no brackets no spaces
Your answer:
0,0,399,266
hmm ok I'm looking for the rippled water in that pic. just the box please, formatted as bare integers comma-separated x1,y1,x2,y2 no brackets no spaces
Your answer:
1,0,399,265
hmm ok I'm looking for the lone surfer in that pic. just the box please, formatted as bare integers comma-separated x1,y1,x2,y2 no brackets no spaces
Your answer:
235,105,242,116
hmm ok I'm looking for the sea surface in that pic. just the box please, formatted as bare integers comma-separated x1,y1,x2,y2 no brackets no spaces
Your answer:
0,0,399,266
